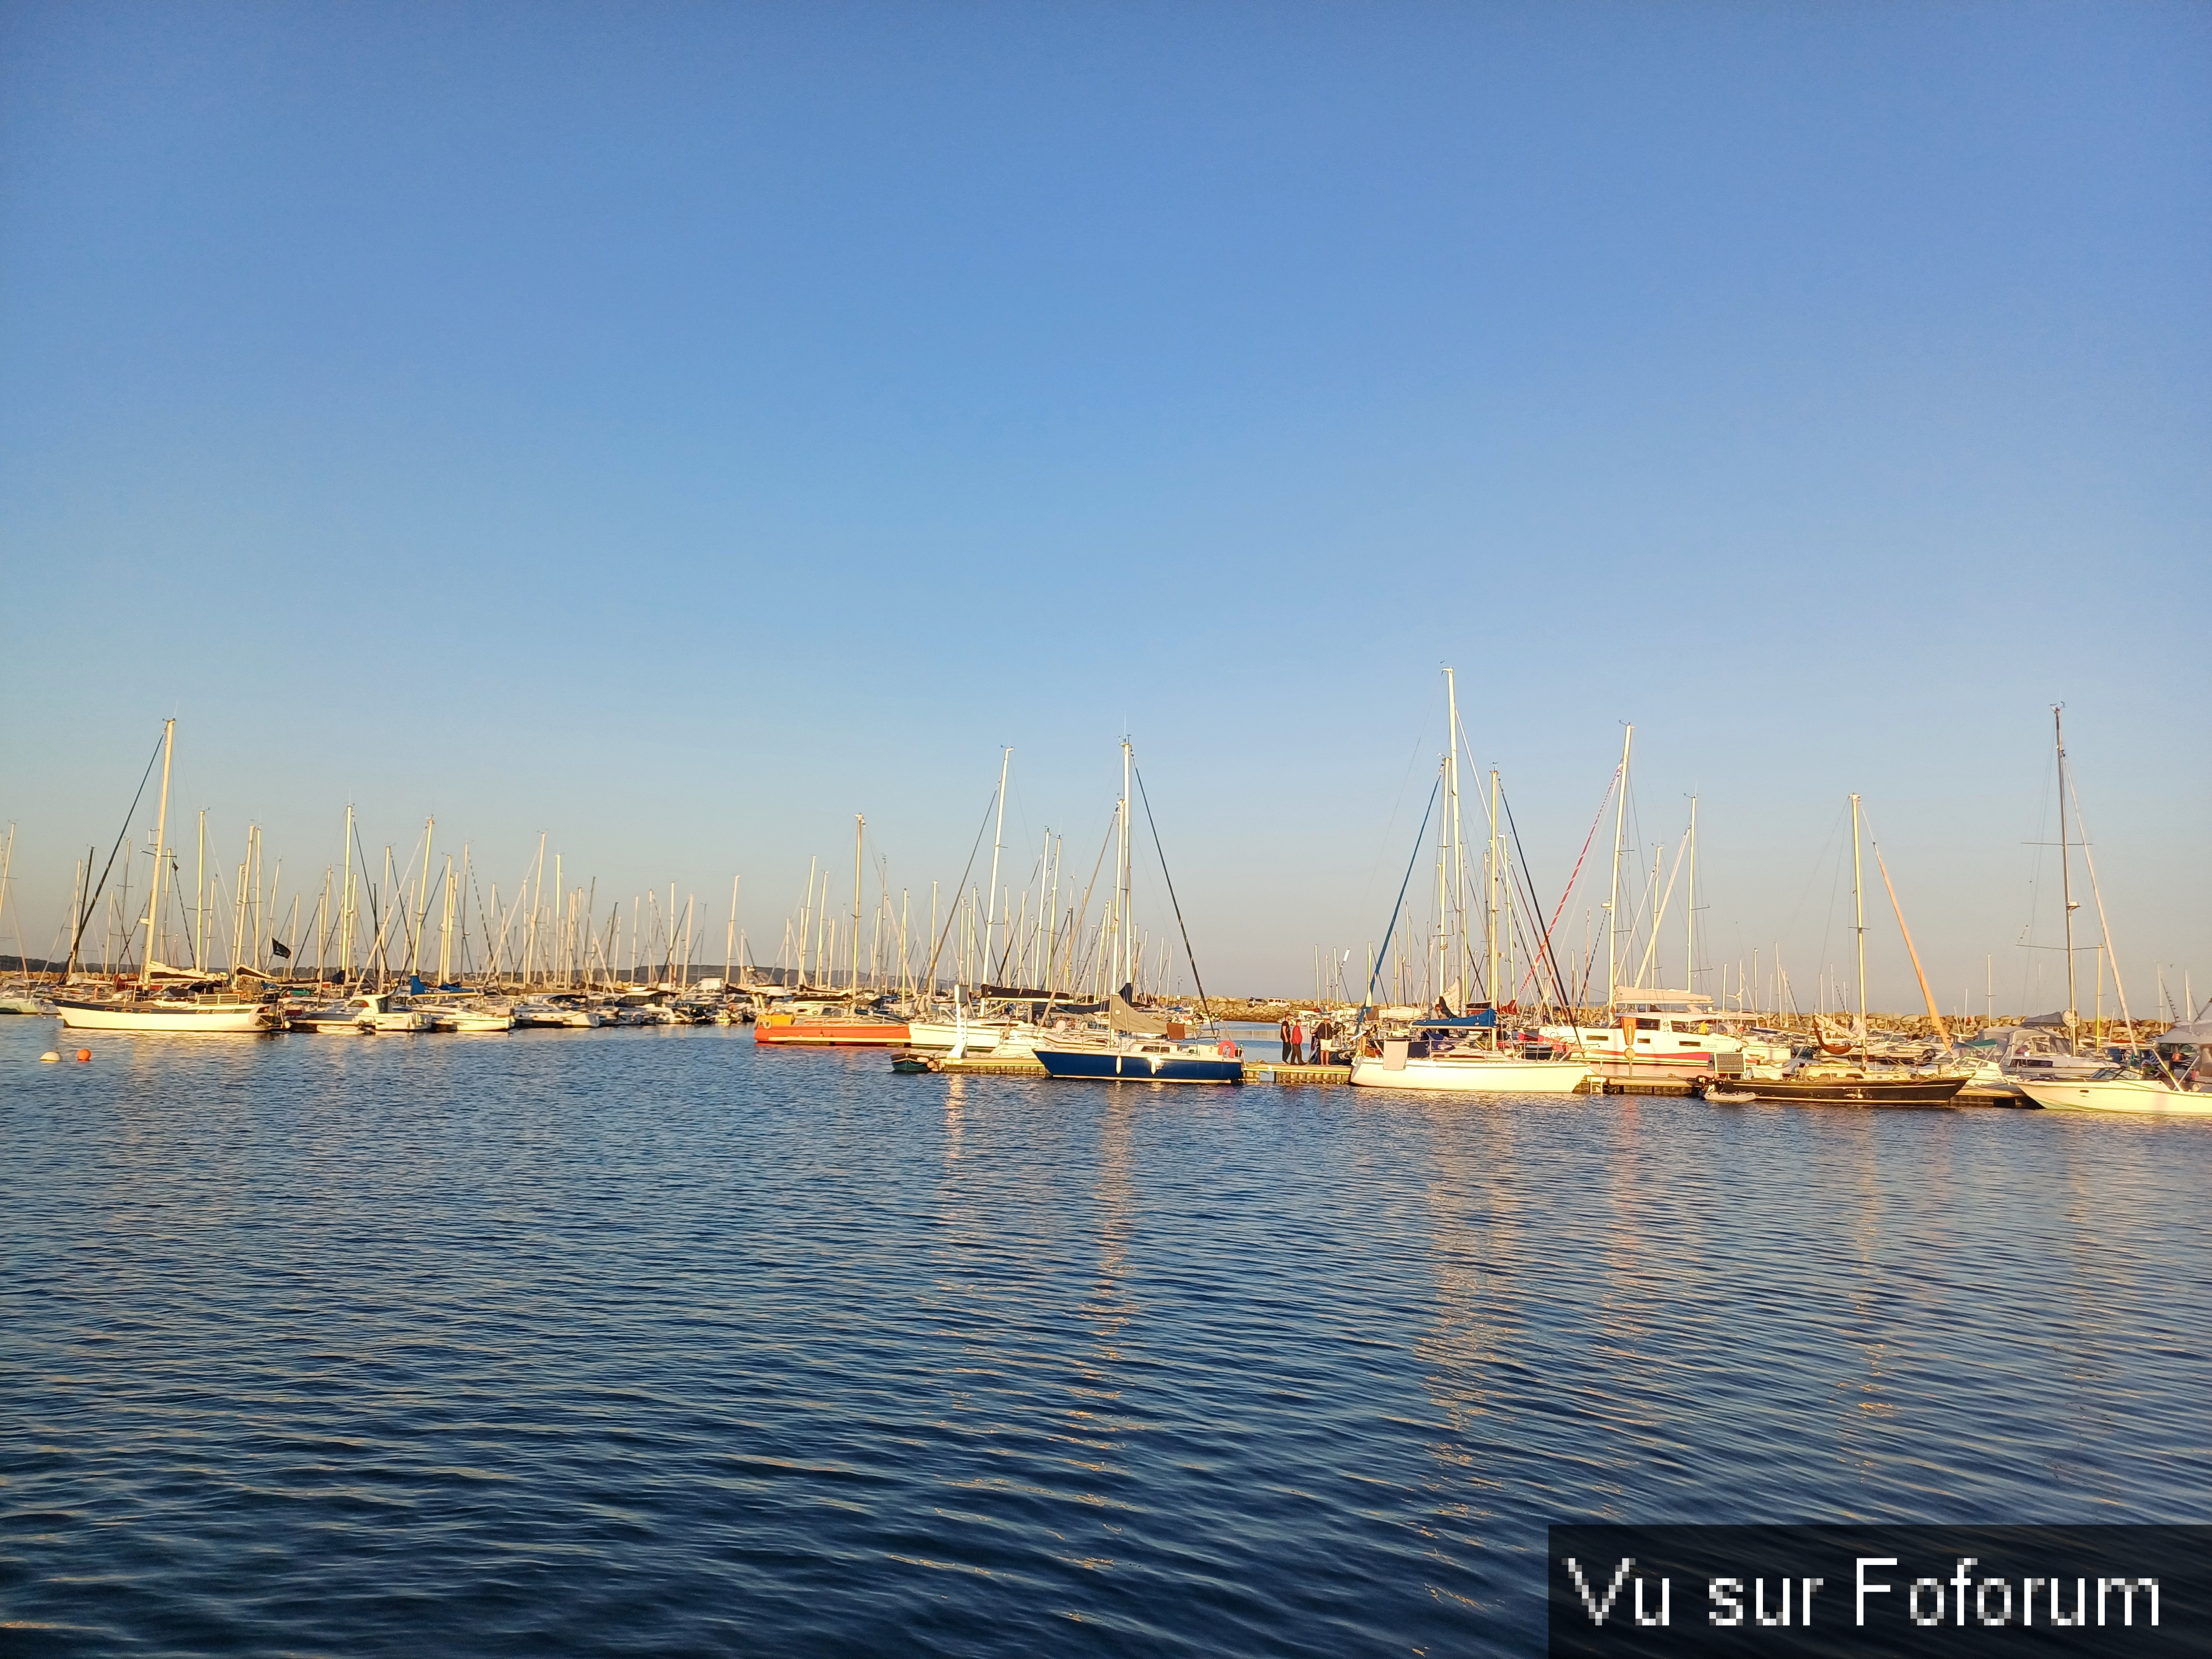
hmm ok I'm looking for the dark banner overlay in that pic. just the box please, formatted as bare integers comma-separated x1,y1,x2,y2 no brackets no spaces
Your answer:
1550,1526,2212,1658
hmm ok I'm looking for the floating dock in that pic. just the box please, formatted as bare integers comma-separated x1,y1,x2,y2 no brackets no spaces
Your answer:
1243,1063,1352,1084
1589,1077,1698,1097
911,1057,1699,1093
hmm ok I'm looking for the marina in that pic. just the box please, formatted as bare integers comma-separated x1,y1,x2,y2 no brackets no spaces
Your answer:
6,8,2204,1652
4,708,2204,1120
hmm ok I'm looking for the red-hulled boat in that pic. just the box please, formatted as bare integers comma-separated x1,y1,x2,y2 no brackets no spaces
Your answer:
753,1008,911,1047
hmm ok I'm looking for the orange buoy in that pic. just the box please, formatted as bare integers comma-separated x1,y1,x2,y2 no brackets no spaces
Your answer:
76,1048,92,1062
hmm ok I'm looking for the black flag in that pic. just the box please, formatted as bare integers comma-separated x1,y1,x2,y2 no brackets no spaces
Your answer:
269,937,293,959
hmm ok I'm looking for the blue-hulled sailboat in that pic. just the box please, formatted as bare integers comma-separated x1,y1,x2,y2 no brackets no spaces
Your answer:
1031,740,1243,1086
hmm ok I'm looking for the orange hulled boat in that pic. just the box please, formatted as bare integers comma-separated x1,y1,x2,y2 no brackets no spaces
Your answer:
753,1003,911,1047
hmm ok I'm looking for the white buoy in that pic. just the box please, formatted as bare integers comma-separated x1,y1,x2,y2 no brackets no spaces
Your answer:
39,1051,61,1063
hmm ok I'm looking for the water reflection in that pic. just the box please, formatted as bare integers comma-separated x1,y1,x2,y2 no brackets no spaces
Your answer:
6,1021,2209,1658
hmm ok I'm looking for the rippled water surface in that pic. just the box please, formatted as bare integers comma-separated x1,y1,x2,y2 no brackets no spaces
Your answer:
5,1019,2209,1655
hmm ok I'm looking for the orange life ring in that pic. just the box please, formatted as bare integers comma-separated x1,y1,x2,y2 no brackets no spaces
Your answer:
1217,1040,1237,1057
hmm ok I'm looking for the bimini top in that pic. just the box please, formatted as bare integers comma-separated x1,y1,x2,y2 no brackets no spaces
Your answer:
1615,992,1713,1012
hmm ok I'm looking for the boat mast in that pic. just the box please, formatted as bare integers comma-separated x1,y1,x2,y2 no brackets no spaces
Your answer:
1444,667,1462,1010
2054,705,2078,1048
1851,792,1867,1065
340,806,356,985
440,854,456,984
1605,724,1632,1012
984,748,1011,990
1684,794,1697,995
1433,755,1448,1008
805,877,818,987
725,874,740,985
138,718,175,988
1119,739,1133,991
1487,767,1501,1015
194,809,207,971
852,814,864,993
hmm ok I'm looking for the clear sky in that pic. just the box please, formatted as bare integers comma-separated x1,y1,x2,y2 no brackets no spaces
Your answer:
3,2,2206,1012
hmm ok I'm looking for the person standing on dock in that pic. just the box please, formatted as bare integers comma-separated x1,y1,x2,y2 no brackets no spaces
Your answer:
1280,1014,1295,1062
1288,1016,1304,1065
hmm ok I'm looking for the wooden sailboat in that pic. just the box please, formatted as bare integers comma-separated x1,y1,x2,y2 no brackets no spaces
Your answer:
1718,794,1967,1108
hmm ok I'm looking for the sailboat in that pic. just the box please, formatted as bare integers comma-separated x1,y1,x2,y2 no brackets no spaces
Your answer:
1346,670,1589,1095
1033,741,1244,1084
1716,794,1968,1108
53,721,274,1034
753,814,912,1047
2010,711,2201,1113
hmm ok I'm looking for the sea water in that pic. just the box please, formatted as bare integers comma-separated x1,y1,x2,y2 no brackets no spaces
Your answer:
4,1019,2207,1655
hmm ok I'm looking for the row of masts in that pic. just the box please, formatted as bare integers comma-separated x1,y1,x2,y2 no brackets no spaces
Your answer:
24,709,2168,1035
764,740,1172,1001
46,726,1175,1005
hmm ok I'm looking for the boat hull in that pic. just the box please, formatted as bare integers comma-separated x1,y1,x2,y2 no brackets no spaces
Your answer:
1034,1045,1243,1083
1715,1073,1971,1108
1347,1055,1590,1094
754,1016,911,1047
55,998,270,1033
427,1011,515,1032
904,1020,1003,1053
2018,1079,2212,1116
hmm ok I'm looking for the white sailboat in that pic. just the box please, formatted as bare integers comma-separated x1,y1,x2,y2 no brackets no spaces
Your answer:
1347,1025,1590,1094
1347,670,1589,1096
54,721,274,1034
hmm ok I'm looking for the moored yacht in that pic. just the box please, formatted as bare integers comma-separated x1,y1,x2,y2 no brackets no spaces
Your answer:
1034,1031,1245,1083
1348,1014,1589,1094
1540,993,1788,1080
753,998,910,1046
2018,1020,2212,1115
56,979,274,1033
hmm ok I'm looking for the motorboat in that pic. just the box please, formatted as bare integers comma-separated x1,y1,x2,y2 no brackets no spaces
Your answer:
415,998,516,1033
2018,1020,2212,1115
1540,993,1792,1081
2018,1074,2212,1115
512,998,602,1028
0,984,55,1015
285,992,431,1033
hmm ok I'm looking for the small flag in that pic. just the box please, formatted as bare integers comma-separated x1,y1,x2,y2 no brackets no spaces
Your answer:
269,938,293,959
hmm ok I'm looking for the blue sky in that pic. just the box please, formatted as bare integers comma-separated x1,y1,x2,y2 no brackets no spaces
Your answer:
3,2,2206,1010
